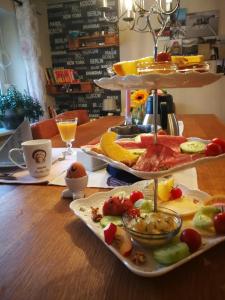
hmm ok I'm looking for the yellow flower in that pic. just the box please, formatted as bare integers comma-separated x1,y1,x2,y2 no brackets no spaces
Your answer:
131,89,149,108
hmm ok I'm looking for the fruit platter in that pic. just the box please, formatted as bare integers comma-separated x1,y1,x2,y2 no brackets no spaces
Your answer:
81,132,225,179
70,178,225,277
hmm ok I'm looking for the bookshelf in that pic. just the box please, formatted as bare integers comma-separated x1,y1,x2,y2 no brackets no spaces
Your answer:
46,82,93,96
68,33,119,50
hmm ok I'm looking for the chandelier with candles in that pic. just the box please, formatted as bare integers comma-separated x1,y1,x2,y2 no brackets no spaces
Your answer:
101,0,180,53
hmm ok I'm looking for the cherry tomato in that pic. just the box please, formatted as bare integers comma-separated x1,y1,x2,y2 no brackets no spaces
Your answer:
212,138,225,153
213,212,225,234
205,143,223,156
180,228,202,252
170,187,182,200
129,191,144,204
156,52,171,62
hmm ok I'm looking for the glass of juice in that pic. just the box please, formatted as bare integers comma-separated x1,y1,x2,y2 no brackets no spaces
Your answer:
56,118,78,156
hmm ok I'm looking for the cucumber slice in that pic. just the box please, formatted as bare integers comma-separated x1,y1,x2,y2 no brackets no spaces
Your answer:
153,242,190,265
134,199,153,213
180,141,206,154
193,206,221,229
100,216,122,228
193,213,213,229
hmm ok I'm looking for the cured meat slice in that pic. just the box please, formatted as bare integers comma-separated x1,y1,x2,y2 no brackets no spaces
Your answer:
133,144,192,172
140,135,187,152
116,140,143,149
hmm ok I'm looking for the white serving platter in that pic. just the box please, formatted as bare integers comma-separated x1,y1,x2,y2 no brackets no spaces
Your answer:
94,72,222,90
81,137,225,180
70,181,225,277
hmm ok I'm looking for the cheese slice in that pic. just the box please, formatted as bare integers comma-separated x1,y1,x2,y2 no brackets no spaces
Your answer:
171,55,204,66
160,196,203,219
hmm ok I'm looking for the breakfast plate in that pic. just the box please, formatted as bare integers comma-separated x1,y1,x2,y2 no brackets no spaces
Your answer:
70,181,225,277
94,72,222,90
81,137,225,180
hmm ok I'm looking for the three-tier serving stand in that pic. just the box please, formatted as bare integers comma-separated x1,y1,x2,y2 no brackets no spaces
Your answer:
83,1,223,213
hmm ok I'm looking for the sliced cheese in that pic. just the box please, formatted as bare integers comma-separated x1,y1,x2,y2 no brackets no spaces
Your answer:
171,55,204,66
160,196,203,219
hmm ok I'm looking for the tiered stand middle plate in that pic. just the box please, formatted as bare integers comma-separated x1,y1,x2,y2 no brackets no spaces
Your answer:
83,72,223,179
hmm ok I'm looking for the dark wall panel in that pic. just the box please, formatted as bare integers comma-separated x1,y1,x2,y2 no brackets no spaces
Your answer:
47,0,121,118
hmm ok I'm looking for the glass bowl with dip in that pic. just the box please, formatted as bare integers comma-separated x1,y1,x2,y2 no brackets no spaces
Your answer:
122,207,182,248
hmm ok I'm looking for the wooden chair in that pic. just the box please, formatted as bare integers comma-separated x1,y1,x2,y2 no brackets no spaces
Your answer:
48,106,57,118
31,118,59,139
56,109,89,125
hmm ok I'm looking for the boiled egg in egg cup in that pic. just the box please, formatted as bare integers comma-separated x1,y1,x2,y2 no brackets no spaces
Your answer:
62,162,88,199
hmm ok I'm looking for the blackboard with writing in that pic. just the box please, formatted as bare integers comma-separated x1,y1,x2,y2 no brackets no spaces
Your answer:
47,0,121,118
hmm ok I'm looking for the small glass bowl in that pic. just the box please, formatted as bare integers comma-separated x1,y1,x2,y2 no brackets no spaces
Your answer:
137,61,177,75
122,207,182,248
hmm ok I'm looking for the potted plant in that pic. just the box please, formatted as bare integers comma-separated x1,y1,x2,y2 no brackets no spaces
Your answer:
0,86,44,129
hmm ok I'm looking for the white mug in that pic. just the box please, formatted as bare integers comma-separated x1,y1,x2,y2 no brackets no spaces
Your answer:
8,139,52,178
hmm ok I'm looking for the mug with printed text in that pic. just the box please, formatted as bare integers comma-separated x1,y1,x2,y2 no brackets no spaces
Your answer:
8,139,52,178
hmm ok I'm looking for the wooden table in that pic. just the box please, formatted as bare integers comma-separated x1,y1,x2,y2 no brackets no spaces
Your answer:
1,115,225,300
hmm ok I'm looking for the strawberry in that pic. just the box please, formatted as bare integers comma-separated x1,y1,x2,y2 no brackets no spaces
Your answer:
156,52,171,62
127,208,140,218
103,196,133,216
103,196,125,216
121,198,133,211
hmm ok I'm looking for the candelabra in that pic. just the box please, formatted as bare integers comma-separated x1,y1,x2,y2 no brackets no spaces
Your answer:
101,0,180,48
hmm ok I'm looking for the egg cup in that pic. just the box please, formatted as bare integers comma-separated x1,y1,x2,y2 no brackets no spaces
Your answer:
62,175,88,199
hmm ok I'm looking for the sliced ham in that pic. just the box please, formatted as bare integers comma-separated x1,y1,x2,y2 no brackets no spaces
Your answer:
133,144,192,172
140,134,187,152
116,140,144,149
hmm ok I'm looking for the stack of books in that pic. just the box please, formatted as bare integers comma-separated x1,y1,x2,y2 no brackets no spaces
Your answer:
45,68,80,85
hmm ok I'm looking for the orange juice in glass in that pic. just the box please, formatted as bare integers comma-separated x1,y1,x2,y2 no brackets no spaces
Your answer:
56,118,78,155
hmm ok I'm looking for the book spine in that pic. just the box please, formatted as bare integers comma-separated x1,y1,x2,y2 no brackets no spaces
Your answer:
44,69,51,84
47,68,56,84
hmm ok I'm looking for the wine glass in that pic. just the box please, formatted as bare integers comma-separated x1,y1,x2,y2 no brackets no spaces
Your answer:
56,117,78,156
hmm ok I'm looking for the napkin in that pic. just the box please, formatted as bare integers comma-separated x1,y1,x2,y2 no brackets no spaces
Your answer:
50,166,198,190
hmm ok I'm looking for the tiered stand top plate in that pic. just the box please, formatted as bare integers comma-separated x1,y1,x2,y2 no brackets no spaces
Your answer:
94,72,222,90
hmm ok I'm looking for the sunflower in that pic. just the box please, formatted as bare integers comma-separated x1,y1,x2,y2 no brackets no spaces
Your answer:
131,89,149,108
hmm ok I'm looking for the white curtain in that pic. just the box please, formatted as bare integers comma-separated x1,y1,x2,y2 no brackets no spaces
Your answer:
0,28,10,93
15,0,47,116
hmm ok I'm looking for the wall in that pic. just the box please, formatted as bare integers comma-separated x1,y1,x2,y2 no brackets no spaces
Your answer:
119,0,225,122
45,0,121,117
